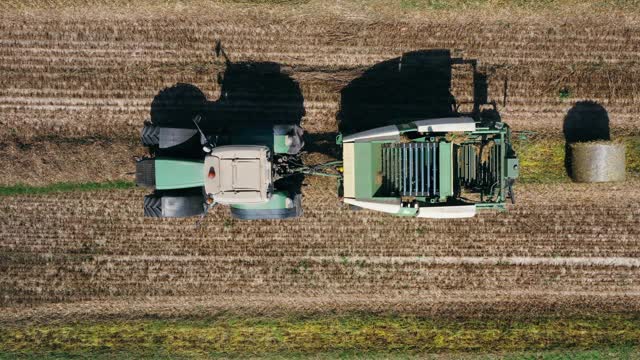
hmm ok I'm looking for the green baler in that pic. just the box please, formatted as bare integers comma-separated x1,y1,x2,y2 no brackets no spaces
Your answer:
338,117,518,218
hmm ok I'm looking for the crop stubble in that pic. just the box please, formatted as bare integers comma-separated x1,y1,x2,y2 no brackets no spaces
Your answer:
1,3,640,322
1,5,640,184
1,178,639,322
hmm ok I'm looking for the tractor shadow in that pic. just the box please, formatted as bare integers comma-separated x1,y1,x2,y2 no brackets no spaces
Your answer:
210,61,306,193
304,132,342,159
563,101,610,177
148,61,306,192
211,61,305,131
150,61,305,133
337,49,489,135
150,83,208,128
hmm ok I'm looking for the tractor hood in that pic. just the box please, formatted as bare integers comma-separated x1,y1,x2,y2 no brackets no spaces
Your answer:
204,145,272,205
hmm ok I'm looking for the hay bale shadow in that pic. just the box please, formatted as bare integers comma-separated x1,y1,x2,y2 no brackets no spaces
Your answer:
563,101,611,177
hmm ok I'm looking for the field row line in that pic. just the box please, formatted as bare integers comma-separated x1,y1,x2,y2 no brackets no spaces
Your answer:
2,40,640,54
2,48,638,64
0,104,147,111
0,96,149,105
2,23,639,41
3,104,640,116
76,255,640,267
2,57,636,70
0,43,636,59
0,88,156,96
1,93,637,111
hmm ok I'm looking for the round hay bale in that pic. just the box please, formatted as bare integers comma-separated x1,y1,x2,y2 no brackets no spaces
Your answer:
570,141,626,183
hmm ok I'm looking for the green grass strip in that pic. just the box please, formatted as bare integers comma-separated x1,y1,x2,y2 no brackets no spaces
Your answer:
1,347,639,360
513,136,640,183
1,315,639,358
0,180,135,196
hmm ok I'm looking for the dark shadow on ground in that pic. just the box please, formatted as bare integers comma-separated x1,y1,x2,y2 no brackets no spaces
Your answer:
212,61,305,130
563,101,610,177
147,61,306,193
211,61,306,194
150,62,304,133
150,83,208,128
338,49,464,135
304,132,341,159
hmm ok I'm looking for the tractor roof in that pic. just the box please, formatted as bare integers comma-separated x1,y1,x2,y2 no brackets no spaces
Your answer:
204,145,272,205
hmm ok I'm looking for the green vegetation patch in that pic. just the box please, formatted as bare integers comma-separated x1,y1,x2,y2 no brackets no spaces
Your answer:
626,136,640,174
513,138,568,183
513,136,640,183
0,180,134,196
1,315,640,358
1,348,640,360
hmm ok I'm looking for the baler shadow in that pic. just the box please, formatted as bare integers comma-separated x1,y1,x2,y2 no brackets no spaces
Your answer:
563,101,611,177
337,49,491,135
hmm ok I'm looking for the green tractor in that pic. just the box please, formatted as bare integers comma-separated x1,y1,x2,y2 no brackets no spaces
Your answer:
136,84,306,220
337,116,519,218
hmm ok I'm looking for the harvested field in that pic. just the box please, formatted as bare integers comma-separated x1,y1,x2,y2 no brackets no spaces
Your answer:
1,178,639,323
1,1,640,356
1,1,640,185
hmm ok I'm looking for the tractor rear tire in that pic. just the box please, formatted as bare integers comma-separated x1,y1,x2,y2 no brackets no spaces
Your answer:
141,123,160,146
143,194,163,218
135,159,156,188
230,194,302,220
143,190,206,218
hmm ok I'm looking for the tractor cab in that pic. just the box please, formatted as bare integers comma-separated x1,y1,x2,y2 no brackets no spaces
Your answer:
203,145,273,205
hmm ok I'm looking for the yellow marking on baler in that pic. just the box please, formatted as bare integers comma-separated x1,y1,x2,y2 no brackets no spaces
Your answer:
343,143,355,198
